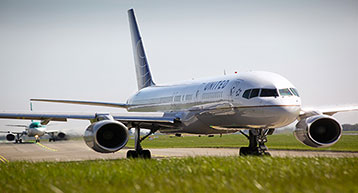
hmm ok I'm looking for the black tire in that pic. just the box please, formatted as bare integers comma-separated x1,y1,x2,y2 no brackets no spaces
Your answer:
15,139,18,144
140,150,151,159
19,139,22,143
127,150,138,159
239,147,249,156
240,147,262,156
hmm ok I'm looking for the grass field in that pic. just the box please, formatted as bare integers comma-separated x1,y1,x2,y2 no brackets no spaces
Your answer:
1,157,357,193
125,133,358,151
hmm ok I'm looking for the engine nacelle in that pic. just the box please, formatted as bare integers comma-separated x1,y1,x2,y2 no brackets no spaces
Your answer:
84,120,129,153
6,133,15,141
57,132,66,139
294,115,342,148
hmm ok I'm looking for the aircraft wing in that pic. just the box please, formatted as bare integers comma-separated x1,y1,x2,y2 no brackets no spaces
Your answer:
30,99,130,109
0,112,180,129
0,130,26,134
300,105,358,117
6,124,28,128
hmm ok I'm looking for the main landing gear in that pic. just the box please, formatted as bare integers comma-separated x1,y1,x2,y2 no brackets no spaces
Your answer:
239,129,274,156
127,127,156,159
48,133,56,142
14,133,24,143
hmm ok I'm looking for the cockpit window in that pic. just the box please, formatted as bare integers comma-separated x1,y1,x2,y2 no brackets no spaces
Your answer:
279,88,293,96
290,88,300,97
29,122,41,128
260,89,278,97
250,89,260,99
242,89,251,99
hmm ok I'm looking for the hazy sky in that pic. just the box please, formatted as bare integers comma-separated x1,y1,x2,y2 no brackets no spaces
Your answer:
0,0,357,133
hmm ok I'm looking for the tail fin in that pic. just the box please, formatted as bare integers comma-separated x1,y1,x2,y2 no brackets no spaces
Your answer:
128,9,155,90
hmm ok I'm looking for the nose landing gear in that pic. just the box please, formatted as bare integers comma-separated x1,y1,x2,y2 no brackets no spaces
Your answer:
35,135,40,143
239,129,274,156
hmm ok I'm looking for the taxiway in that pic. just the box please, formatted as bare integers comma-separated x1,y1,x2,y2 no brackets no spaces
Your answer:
0,140,357,162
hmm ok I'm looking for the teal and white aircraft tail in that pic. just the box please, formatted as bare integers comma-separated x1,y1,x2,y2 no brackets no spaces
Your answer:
0,9,357,158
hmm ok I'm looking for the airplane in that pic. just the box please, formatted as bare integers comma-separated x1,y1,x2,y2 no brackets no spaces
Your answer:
0,9,357,158
0,121,66,143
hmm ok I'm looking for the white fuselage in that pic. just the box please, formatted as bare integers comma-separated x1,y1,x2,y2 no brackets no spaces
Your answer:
26,125,46,137
127,71,301,134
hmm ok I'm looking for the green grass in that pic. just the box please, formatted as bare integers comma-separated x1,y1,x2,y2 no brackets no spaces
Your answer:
125,134,358,151
1,157,357,193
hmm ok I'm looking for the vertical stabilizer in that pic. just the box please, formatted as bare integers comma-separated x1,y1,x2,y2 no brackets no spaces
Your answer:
128,9,155,90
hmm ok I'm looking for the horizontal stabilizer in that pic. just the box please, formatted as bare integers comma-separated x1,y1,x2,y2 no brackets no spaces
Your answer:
31,99,130,109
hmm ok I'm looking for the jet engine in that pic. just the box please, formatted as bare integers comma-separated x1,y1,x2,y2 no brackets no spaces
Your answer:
84,120,129,153
6,133,15,141
57,132,66,139
294,115,342,148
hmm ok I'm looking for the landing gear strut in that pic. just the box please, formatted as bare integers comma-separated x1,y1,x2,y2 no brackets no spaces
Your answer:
239,129,274,156
48,133,56,142
127,127,156,159
35,135,40,143
14,133,24,143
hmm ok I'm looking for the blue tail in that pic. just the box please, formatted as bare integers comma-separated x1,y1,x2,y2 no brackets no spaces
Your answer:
128,9,155,90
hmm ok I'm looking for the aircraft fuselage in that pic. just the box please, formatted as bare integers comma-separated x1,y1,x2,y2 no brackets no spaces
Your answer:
127,71,301,134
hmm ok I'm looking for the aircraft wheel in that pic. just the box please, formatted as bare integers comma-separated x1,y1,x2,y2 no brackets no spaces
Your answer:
140,150,151,159
239,147,249,156
15,139,18,144
127,150,138,159
19,139,22,143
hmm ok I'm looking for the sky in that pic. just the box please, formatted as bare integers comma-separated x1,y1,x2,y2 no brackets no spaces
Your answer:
0,0,357,133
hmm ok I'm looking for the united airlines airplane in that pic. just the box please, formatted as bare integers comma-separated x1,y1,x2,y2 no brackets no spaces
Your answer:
0,9,357,158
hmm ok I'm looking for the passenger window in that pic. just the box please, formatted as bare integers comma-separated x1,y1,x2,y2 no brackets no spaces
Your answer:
260,89,279,97
250,89,260,99
242,89,251,99
290,88,300,97
279,88,293,96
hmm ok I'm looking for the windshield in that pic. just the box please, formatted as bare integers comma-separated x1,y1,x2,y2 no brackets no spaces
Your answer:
290,88,300,97
279,88,293,96
260,89,279,97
